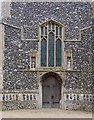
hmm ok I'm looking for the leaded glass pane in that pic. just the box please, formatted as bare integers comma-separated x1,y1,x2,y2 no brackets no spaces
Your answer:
41,27,43,35
41,39,47,66
60,27,62,36
56,27,58,35
49,23,51,30
48,32,54,66
45,27,47,35
56,39,62,66
52,23,54,30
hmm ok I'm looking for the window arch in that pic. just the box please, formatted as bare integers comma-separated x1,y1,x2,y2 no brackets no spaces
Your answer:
40,20,64,67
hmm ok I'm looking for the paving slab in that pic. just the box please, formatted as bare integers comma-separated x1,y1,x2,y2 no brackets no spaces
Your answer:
0,109,92,118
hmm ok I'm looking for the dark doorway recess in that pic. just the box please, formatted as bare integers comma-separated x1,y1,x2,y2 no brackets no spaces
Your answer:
42,72,62,108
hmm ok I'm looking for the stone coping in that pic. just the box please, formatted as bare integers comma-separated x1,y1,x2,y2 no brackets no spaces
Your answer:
0,90,92,94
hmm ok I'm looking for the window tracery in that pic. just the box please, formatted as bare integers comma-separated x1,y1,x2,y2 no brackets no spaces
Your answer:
40,20,64,67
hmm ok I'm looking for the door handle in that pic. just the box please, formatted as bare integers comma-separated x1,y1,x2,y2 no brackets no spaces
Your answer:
52,96,54,99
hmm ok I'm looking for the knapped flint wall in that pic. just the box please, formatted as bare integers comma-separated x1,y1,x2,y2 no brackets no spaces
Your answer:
2,2,93,111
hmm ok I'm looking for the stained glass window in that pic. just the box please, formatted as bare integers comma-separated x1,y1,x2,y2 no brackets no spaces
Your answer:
41,39,47,66
56,39,62,66
48,32,54,66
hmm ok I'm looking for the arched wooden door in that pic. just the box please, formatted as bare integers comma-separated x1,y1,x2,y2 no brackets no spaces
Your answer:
42,73,62,108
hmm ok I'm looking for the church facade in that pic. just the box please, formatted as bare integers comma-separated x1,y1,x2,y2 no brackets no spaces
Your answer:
0,1,93,110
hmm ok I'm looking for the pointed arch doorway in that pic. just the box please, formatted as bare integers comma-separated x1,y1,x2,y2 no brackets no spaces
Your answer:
41,72,62,108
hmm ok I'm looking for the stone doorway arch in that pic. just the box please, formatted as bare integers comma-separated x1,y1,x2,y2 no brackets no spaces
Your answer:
37,72,64,109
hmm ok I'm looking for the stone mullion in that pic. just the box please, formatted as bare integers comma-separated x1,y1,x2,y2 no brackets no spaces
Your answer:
62,27,66,68
47,23,49,67
54,24,56,67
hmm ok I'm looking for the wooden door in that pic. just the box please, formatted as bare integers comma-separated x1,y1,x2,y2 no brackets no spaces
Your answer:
42,76,61,108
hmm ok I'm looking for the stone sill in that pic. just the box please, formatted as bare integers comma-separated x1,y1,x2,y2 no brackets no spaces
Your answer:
1,89,39,94
64,89,93,94
64,100,93,102
2,100,36,103
19,68,81,72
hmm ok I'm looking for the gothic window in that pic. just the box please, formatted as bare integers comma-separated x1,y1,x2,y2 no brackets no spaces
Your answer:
40,20,64,67
41,39,47,66
56,39,62,66
48,32,54,67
